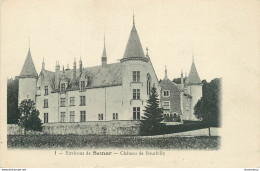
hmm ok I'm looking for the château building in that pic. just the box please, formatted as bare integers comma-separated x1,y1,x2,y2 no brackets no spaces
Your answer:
160,57,202,121
18,16,202,125
18,16,161,123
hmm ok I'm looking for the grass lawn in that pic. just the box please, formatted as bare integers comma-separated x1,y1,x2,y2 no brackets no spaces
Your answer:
8,135,220,150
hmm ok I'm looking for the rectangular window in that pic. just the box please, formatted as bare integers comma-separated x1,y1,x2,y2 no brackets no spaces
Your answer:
60,98,66,107
98,114,104,120
133,89,140,99
60,112,66,122
70,97,75,106
163,101,170,109
44,86,48,95
44,113,48,123
61,83,65,93
80,81,85,91
186,103,189,111
113,113,118,120
80,111,86,122
69,111,75,122
163,90,170,97
132,71,140,82
80,96,86,106
133,107,140,120
44,99,48,108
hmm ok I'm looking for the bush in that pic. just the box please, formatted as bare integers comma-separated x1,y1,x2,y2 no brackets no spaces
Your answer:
18,99,42,134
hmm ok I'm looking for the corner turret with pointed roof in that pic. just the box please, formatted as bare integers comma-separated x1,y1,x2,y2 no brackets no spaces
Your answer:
101,35,107,66
20,48,38,78
186,56,202,85
18,48,38,104
121,14,147,62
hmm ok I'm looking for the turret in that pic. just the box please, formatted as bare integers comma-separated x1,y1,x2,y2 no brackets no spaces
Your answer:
101,35,107,66
121,14,147,61
18,48,38,104
120,14,160,120
186,56,202,120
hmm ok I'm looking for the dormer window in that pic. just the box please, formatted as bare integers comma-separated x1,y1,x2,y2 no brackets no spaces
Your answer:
80,81,85,91
61,83,65,93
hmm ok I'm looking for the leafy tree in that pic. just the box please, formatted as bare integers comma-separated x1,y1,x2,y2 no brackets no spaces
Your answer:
7,77,19,124
172,77,186,84
18,99,42,134
140,86,165,135
194,78,222,131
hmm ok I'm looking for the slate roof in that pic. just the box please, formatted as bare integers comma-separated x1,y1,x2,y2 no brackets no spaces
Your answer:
41,62,122,90
176,84,182,90
123,23,146,58
186,61,201,85
38,69,55,89
20,49,38,77
160,78,181,92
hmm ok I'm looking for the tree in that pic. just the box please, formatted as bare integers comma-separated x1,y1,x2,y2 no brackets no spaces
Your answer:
172,77,186,84
7,77,19,124
194,78,222,135
18,99,42,134
140,86,165,135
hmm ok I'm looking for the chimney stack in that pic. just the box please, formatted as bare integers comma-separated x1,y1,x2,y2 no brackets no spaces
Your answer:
79,57,82,74
42,58,45,70
55,61,60,90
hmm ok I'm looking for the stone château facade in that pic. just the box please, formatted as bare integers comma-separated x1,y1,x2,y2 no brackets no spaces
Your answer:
18,16,160,124
18,16,202,125
160,58,202,121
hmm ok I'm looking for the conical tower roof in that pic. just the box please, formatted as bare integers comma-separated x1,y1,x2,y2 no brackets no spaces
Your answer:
123,16,145,58
186,59,201,85
20,48,38,77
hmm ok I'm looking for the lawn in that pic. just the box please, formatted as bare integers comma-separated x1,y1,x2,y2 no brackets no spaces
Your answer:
7,135,220,150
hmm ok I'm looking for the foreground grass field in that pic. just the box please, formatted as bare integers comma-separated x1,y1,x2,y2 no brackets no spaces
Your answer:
8,135,220,150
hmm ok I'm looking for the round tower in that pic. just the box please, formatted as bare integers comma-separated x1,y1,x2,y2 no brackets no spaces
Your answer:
18,48,38,104
120,15,160,120
186,57,202,120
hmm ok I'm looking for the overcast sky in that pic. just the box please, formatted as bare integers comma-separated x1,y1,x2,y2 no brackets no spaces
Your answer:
1,0,259,82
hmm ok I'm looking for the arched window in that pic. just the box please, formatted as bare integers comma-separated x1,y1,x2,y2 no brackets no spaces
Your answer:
147,74,151,95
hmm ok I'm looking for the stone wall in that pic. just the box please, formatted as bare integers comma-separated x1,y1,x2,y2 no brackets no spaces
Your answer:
7,124,44,135
8,120,141,135
8,124,22,135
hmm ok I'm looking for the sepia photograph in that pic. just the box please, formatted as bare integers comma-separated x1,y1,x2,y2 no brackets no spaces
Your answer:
0,0,259,168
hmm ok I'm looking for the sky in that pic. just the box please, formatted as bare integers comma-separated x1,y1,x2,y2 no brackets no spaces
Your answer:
1,0,259,82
